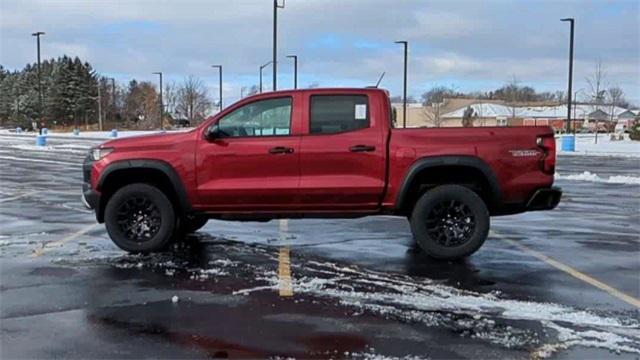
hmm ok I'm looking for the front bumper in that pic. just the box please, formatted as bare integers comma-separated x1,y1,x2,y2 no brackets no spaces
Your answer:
81,153,99,210
526,187,562,211
82,182,99,209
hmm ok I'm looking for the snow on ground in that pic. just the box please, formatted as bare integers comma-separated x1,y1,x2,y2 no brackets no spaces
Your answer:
556,171,640,185
230,251,640,357
9,143,89,154
557,134,640,158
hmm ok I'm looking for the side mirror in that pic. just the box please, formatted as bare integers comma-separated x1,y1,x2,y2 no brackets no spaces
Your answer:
205,124,222,140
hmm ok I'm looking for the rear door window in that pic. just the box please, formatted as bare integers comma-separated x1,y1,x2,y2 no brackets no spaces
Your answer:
309,95,369,134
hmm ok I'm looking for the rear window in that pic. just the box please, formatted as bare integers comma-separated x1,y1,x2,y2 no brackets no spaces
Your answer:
310,95,369,134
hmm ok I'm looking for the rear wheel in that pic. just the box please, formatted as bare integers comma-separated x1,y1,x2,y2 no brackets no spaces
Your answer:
105,183,176,253
410,185,489,260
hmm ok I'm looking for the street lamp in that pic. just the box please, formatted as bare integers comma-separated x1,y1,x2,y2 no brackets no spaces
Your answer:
273,0,285,91
286,55,297,89
108,77,116,127
211,65,223,111
31,31,45,132
395,40,408,128
561,18,575,133
260,61,273,93
152,72,163,129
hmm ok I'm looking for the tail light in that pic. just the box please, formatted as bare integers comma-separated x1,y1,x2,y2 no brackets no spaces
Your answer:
537,135,556,174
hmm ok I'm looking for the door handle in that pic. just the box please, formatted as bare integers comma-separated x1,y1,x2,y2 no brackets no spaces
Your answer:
349,145,376,152
269,146,294,154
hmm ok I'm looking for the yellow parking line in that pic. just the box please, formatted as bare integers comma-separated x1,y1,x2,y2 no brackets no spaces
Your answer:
278,219,293,297
278,247,293,297
32,223,100,257
492,231,640,309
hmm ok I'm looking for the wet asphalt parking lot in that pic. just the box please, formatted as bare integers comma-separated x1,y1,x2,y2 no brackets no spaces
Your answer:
0,133,638,359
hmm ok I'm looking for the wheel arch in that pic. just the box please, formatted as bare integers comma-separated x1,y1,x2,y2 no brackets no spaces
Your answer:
395,155,502,214
96,160,191,222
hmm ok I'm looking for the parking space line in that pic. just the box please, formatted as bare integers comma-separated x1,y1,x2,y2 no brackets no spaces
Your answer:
278,219,293,297
492,231,640,308
278,247,293,297
0,191,38,203
31,223,100,257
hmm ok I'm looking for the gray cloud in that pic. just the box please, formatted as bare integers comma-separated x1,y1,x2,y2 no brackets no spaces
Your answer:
1,0,638,104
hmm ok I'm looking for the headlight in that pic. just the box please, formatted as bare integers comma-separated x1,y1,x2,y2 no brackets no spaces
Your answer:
91,147,114,161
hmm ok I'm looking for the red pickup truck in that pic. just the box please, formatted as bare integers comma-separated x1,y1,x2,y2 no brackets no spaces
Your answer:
82,88,561,259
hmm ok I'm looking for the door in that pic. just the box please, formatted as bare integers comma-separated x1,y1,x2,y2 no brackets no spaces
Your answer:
299,94,386,210
196,96,300,210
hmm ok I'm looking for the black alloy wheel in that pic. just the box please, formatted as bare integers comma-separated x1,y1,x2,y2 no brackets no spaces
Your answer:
425,200,476,247
116,197,162,242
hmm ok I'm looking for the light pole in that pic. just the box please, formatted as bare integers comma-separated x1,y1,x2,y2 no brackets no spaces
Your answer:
241,86,247,99
273,0,285,91
395,40,408,128
108,77,116,127
286,55,297,89
561,18,574,133
32,31,45,132
152,72,163,129
211,65,223,111
260,61,272,93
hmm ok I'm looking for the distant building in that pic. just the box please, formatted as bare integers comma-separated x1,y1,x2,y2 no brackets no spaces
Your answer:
392,99,630,130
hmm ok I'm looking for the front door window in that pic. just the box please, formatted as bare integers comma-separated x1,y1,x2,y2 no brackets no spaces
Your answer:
216,97,292,137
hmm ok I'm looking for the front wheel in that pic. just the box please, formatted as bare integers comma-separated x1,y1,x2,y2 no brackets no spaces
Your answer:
410,185,489,260
104,183,176,253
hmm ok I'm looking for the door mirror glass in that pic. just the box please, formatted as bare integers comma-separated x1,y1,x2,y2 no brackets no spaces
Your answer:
205,124,226,140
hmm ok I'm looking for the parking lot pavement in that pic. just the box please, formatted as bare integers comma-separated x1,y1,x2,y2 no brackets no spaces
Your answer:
1,134,639,359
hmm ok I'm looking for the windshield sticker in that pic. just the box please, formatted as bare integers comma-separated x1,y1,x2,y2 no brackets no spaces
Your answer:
355,104,367,120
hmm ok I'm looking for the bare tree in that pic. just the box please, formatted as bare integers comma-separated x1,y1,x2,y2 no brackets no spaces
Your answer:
124,80,159,129
421,99,448,127
586,60,608,111
164,81,178,119
176,75,212,125
421,85,461,105
608,86,625,127
502,76,520,120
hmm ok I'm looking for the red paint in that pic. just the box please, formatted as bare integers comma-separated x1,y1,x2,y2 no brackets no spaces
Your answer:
90,88,557,216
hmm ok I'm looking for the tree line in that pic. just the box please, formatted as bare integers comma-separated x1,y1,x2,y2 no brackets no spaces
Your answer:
418,62,630,109
0,56,214,130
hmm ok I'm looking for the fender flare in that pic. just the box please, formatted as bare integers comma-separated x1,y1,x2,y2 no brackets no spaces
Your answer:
395,155,502,210
98,159,192,217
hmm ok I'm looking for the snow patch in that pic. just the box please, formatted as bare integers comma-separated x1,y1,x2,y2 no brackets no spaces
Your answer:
235,258,640,355
10,144,87,154
557,134,640,158
556,171,640,185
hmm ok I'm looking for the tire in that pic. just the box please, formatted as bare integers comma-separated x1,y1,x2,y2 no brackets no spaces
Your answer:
104,183,176,253
410,185,489,260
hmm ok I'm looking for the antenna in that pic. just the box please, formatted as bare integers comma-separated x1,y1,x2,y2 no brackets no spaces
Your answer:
375,72,385,88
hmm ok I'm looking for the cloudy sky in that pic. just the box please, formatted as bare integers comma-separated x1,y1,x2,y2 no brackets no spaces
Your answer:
1,0,639,105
